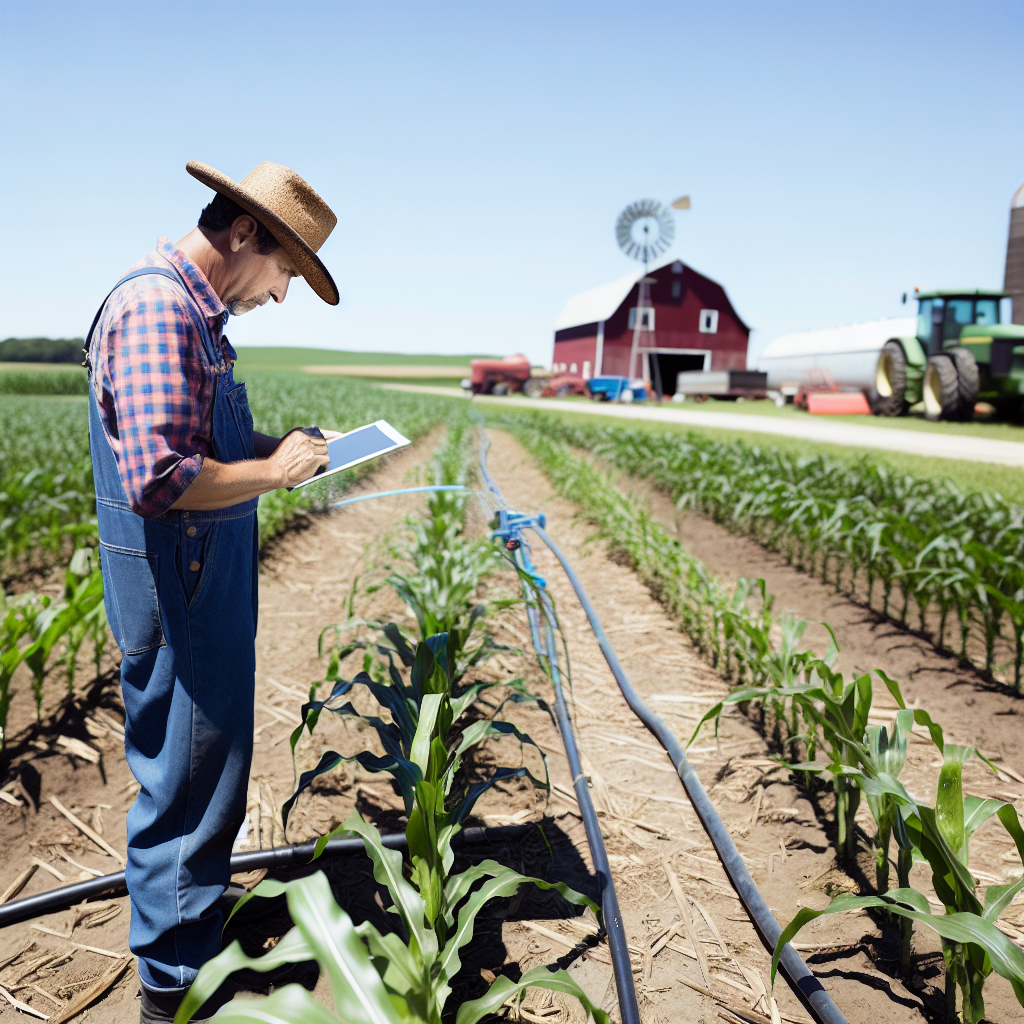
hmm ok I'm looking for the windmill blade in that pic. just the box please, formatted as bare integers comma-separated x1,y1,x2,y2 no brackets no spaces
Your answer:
672,195,691,210
615,198,675,264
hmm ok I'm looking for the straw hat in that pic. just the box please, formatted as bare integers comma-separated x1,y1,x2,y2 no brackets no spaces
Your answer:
186,160,339,305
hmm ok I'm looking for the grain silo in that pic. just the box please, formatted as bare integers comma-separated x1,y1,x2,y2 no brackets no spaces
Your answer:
1006,182,1024,325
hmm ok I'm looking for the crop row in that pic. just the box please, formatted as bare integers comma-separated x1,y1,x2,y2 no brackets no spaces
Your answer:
0,376,457,762
512,423,1024,1024
0,375,457,576
174,417,607,1024
493,412,1024,690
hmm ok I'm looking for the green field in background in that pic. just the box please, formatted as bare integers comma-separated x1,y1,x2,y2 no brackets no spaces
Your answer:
233,347,494,372
0,361,84,372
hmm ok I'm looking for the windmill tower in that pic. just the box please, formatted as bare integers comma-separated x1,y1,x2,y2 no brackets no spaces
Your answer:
615,197,689,393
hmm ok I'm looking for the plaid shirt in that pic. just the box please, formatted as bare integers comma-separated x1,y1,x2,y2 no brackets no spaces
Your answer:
89,238,237,518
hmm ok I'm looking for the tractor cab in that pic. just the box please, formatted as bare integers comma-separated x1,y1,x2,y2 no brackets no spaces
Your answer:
914,290,1013,354
909,289,1024,420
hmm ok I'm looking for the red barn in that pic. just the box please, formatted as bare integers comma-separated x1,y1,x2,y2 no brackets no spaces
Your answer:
551,259,750,394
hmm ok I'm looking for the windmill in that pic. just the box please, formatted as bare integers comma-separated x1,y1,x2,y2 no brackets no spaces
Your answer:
616,196,690,390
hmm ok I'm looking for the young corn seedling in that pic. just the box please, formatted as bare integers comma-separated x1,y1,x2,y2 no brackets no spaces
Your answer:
173,819,609,1024
20,550,107,717
494,411,1024,690
772,746,1024,1023
283,632,548,847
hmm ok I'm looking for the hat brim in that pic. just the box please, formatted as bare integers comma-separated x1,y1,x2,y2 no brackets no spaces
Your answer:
186,161,339,306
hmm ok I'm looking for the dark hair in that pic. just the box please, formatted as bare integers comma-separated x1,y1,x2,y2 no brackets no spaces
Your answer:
198,193,281,256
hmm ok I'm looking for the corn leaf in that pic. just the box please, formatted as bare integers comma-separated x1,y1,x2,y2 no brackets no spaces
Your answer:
454,965,611,1024
354,919,420,996
771,889,1024,1011
435,862,599,1006
284,872,406,1024
344,813,437,963
174,927,316,1023
410,694,443,774
207,983,340,1023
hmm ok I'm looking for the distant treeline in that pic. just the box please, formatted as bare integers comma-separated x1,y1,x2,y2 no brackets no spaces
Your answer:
0,337,84,363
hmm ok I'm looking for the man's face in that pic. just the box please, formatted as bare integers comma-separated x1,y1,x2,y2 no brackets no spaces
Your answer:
222,216,299,316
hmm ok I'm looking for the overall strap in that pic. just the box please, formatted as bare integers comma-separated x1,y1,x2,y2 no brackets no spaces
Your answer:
82,266,216,373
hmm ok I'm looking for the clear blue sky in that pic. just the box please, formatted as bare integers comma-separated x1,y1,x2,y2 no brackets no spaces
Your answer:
1,1,1021,365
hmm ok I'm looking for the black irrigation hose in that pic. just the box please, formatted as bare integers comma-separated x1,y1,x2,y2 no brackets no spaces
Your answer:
530,522,851,1024
0,833,408,929
0,827,492,930
478,435,642,1024
536,603,641,1024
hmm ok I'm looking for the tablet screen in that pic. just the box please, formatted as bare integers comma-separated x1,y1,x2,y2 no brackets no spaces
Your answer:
291,420,410,489
326,424,394,469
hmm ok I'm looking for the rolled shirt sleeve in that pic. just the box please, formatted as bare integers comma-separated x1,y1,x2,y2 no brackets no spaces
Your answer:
104,284,211,517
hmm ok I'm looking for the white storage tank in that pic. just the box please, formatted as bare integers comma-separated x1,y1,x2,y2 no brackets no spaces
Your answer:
757,317,917,396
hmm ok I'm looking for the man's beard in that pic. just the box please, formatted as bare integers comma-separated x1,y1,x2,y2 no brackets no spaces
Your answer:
226,293,271,316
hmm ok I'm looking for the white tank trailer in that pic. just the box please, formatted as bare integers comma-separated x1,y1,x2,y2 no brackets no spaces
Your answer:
758,183,1024,421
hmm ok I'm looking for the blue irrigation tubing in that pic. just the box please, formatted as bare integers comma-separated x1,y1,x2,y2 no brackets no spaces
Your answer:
479,435,642,1024
331,484,477,508
478,429,850,1024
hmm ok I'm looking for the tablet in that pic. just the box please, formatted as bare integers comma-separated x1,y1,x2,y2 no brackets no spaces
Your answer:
291,420,411,490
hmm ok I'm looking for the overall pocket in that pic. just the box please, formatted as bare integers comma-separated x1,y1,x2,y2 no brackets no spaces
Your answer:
223,381,255,460
100,544,166,655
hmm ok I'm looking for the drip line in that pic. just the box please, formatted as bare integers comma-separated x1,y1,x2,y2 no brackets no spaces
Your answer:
477,428,849,1024
478,433,642,1024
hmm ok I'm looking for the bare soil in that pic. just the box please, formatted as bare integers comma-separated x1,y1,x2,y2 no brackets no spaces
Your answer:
0,429,1021,1023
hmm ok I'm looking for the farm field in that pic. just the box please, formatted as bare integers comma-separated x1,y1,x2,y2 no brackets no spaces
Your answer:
473,399,1024,505
382,383,1024,499
232,346,493,372
2,381,1024,1022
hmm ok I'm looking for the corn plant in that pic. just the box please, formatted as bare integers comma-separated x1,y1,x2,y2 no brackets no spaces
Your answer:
173,819,609,1024
493,411,1024,691
0,549,109,750
772,747,1024,1023
283,632,548,843
21,549,107,713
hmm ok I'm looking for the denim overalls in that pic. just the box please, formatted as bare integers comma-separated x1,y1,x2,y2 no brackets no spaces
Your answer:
87,265,259,992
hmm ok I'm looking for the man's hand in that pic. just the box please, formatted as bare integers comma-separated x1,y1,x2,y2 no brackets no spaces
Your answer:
269,429,330,488
170,425,338,511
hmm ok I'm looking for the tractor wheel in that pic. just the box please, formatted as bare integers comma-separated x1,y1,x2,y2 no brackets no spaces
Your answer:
491,381,510,396
522,378,544,399
922,354,959,421
948,347,980,421
872,340,908,416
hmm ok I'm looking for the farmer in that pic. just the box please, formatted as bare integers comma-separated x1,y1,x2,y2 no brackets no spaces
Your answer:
84,161,339,1022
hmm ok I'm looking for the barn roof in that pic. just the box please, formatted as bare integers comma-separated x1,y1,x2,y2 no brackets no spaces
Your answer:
554,259,749,333
554,268,647,332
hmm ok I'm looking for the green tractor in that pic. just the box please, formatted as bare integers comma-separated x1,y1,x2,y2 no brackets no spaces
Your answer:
875,289,1024,420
